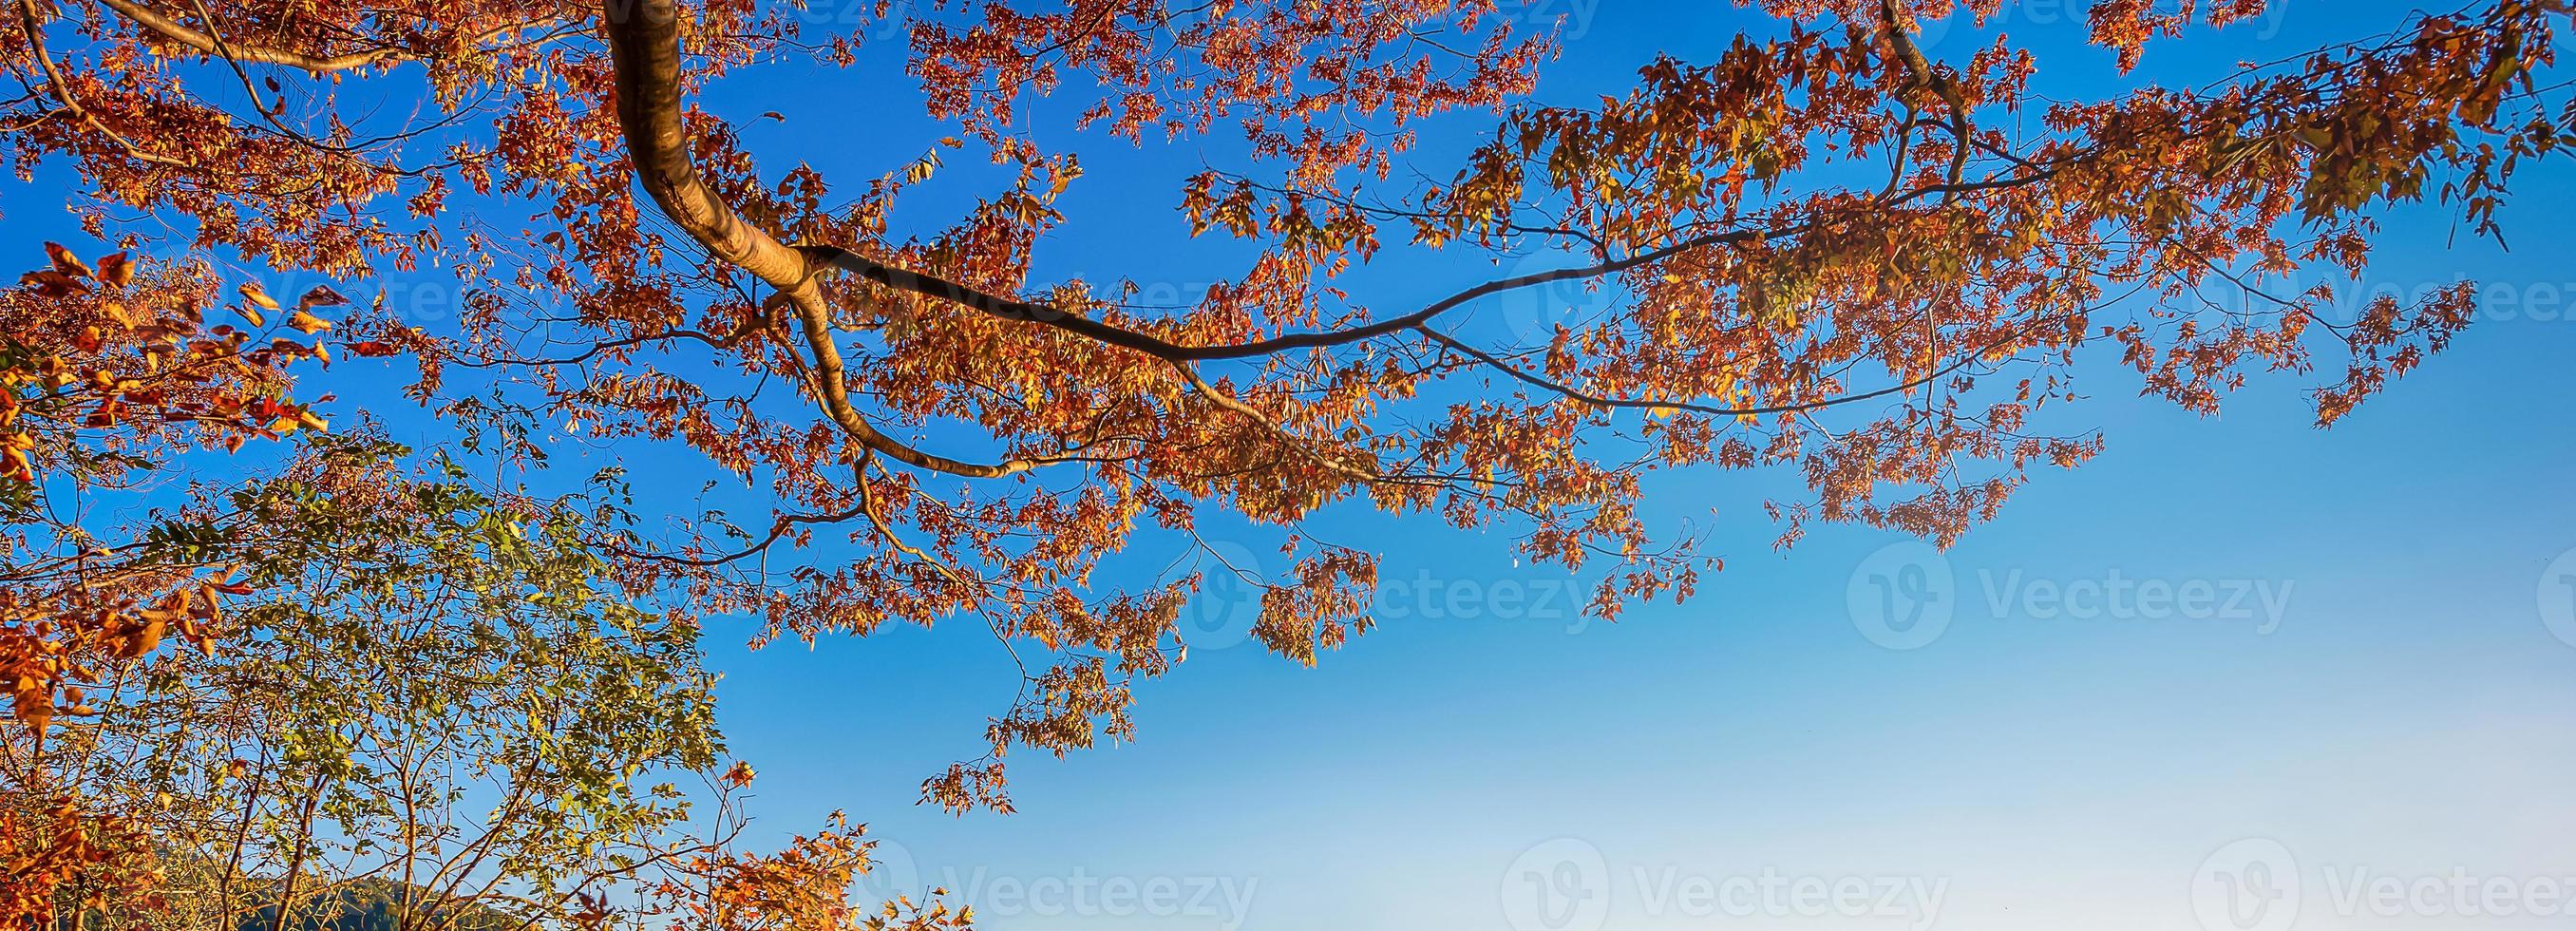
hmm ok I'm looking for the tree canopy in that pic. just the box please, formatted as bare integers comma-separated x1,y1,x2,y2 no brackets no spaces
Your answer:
3,0,2568,927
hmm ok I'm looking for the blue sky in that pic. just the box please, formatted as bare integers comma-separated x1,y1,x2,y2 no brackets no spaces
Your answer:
693,4,2576,930
12,1,2576,929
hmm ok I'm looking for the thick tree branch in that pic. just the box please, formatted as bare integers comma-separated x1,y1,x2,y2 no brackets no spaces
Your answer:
95,0,407,71
94,0,567,73
604,0,1051,480
1877,0,1970,192
598,0,2041,493
596,0,1807,380
799,227,1767,362
15,0,194,166
1414,321,2039,419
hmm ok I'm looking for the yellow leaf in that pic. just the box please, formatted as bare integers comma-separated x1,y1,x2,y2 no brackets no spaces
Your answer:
238,283,280,311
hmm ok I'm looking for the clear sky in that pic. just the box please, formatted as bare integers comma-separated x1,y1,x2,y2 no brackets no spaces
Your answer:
695,4,2576,930
13,2,2576,930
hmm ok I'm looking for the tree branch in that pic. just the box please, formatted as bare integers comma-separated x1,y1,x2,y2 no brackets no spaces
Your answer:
1414,321,2040,419
15,0,194,166
1877,0,1971,192
93,0,566,74
603,0,1053,480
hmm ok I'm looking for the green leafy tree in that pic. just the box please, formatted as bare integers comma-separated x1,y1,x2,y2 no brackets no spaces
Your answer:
52,433,738,931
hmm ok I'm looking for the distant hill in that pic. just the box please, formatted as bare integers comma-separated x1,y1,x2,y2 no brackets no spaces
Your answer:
235,879,518,931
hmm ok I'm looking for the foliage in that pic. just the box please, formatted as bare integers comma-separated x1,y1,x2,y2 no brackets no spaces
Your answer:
81,433,726,931
1,243,339,924
4,0,2572,927
233,878,521,931
0,247,795,930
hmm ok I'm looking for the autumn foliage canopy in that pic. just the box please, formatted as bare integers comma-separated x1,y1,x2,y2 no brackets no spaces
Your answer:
1,0,2568,926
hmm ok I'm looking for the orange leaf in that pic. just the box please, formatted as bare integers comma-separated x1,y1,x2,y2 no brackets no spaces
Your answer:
44,241,90,278
238,283,280,312
97,252,133,287
296,285,348,311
